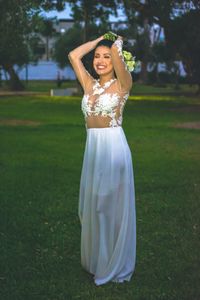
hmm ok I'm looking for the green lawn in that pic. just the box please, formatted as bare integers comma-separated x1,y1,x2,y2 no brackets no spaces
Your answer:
22,80,198,95
0,92,200,300
1,80,199,96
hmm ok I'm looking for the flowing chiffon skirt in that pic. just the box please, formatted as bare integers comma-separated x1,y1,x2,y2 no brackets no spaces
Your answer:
79,126,136,285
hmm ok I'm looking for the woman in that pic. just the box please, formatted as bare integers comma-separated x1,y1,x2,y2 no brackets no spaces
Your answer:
68,33,136,286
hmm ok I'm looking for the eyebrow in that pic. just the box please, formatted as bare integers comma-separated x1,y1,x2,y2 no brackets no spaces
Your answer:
94,53,111,55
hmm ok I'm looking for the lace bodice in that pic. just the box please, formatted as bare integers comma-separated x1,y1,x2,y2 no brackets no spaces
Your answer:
81,78,129,128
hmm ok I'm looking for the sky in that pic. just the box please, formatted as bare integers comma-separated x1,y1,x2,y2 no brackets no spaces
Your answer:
42,2,126,22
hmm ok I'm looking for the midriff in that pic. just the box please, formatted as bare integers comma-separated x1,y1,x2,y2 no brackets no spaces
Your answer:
85,115,112,128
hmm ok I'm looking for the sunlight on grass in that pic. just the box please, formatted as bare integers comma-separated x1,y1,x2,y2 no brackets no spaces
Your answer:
129,95,200,103
129,95,178,101
32,94,200,105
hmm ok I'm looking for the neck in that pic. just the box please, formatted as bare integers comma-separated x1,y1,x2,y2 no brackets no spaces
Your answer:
99,74,115,85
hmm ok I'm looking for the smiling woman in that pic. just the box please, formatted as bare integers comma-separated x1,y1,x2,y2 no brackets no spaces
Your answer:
68,33,136,286
93,44,114,75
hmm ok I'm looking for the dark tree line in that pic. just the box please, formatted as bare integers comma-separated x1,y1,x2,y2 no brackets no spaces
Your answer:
122,0,200,90
0,0,64,90
0,0,200,91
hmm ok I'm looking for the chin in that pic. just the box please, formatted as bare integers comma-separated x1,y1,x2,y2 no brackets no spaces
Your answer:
95,69,112,76
95,69,106,75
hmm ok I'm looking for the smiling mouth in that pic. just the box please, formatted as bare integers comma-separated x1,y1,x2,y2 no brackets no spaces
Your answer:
96,65,107,70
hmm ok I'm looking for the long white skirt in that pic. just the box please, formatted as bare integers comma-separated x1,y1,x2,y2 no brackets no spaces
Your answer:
79,126,136,286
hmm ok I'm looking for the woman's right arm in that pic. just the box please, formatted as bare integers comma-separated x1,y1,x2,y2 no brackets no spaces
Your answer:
68,36,103,92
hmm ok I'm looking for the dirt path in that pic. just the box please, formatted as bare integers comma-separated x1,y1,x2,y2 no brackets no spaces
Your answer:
0,119,42,126
173,121,200,129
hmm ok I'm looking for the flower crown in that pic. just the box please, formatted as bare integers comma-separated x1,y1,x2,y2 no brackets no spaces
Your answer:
103,31,136,72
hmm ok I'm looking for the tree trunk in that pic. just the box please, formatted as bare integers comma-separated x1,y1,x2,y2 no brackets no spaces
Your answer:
139,60,148,83
46,37,49,61
196,83,200,95
83,3,88,42
4,69,8,81
174,65,180,90
0,67,2,87
3,64,24,91
139,18,150,84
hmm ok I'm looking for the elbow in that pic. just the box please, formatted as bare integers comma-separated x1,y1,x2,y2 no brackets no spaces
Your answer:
68,51,77,61
68,51,83,62
68,52,79,65
68,51,79,62
68,51,73,61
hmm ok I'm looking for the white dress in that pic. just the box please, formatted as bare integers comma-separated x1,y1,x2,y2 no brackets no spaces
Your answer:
79,76,136,285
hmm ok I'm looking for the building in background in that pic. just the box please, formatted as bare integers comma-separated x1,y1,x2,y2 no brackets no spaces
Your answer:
38,18,74,61
54,18,74,33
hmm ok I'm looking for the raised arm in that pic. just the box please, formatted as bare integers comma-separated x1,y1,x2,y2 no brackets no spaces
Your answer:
111,37,132,92
68,36,103,92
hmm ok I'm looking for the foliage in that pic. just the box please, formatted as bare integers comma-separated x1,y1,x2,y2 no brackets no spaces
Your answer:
167,10,200,89
53,21,111,68
122,0,199,27
53,24,84,68
38,17,57,60
0,1,39,89
1,0,199,90
0,0,32,89
122,0,200,87
66,0,118,41
0,0,64,90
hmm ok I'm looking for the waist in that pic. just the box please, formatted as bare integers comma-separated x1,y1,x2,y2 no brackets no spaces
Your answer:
83,115,122,129
87,125,122,130
86,126,123,136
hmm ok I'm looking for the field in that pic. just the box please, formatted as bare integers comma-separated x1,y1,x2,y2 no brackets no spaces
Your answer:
0,84,200,300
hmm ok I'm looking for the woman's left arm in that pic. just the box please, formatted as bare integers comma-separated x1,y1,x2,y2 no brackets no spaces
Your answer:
111,37,132,91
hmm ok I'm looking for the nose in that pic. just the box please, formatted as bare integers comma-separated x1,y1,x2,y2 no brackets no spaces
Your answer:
97,57,105,64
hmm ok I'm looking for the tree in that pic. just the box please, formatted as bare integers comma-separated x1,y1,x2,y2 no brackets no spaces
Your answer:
0,0,31,90
0,0,64,90
149,41,181,88
53,0,127,70
168,10,200,92
136,18,151,83
64,0,118,42
121,0,200,86
53,24,84,68
39,18,56,60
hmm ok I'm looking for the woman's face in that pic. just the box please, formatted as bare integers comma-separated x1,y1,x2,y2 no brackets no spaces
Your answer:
93,46,114,76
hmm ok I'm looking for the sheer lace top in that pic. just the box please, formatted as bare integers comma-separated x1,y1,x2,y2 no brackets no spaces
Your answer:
81,77,129,128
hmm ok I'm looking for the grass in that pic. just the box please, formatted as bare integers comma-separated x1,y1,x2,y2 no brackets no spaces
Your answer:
0,80,77,93
0,90,200,300
1,80,199,96
26,81,199,96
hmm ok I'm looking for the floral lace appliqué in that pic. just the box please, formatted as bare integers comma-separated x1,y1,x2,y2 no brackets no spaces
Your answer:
81,92,129,127
93,78,116,95
113,39,129,73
